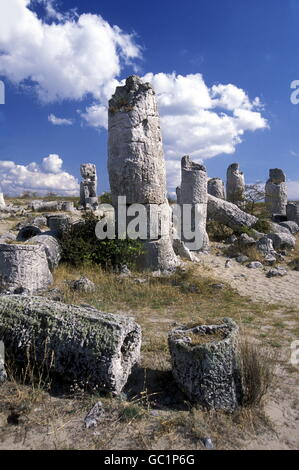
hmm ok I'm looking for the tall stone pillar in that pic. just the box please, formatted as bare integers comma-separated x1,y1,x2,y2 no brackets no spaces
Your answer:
79,163,98,210
208,177,225,199
179,156,209,251
0,193,5,209
226,163,245,208
265,169,287,216
108,75,178,270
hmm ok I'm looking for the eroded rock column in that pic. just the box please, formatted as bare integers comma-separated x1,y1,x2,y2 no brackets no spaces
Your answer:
208,177,225,199
265,169,288,216
179,156,209,251
108,75,178,270
80,164,98,210
226,163,245,208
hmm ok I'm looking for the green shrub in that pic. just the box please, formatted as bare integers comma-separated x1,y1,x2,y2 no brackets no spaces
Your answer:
253,218,272,234
206,220,234,241
60,212,144,269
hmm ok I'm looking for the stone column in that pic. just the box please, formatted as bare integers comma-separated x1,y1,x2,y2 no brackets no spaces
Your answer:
108,75,178,270
179,156,209,251
79,164,98,210
226,163,245,208
0,193,6,209
286,202,299,224
265,169,287,216
208,177,225,199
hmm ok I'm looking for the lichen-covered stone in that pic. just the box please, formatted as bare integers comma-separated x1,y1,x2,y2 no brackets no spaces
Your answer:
168,318,242,411
226,163,245,208
0,295,142,394
207,194,257,230
208,178,225,200
265,169,287,216
267,232,296,250
279,221,299,234
80,164,98,210
47,215,70,238
0,243,53,293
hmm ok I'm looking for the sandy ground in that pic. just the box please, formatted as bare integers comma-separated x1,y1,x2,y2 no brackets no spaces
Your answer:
198,247,299,307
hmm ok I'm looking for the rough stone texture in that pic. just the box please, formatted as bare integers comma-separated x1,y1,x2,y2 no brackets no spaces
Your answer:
0,243,53,293
226,163,245,208
0,193,6,209
208,178,225,200
269,222,290,235
0,295,142,394
29,234,61,271
173,238,196,261
0,357,6,384
61,201,75,212
108,75,178,270
267,232,296,250
70,276,96,293
265,169,288,216
180,156,209,251
246,261,263,269
31,200,58,212
279,221,299,234
17,225,42,242
108,75,167,205
168,318,242,411
176,186,181,204
207,194,258,230
47,215,70,238
266,267,287,278
80,164,98,210
286,202,299,224
256,236,276,256
84,401,104,429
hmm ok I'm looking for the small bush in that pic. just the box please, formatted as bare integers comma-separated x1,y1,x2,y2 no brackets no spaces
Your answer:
253,218,272,234
60,212,144,269
207,220,234,241
239,340,276,407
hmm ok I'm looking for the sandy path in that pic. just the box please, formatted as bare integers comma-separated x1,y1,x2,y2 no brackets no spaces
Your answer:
198,246,299,307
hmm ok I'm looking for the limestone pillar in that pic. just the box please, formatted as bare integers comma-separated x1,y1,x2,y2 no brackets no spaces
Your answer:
265,169,287,216
208,177,225,199
226,163,245,208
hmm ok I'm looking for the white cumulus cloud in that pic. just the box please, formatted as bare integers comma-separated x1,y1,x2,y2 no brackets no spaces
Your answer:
0,0,141,102
0,154,79,196
48,114,73,126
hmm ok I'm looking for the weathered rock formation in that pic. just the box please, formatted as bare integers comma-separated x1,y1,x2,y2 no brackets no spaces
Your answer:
0,295,142,394
80,164,98,210
0,193,6,210
208,177,225,200
108,75,178,270
179,156,209,251
17,225,42,242
265,169,288,216
168,318,243,411
29,234,61,271
226,163,245,208
47,214,70,238
0,243,53,293
267,232,296,250
30,200,58,212
207,194,258,230
286,202,299,224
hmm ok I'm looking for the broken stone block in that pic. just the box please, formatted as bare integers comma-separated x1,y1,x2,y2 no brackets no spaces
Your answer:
168,318,242,411
246,261,263,269
0,243,53,293
61,201,75,212
70,276,96,293
31,200,58,212
84,401,104,429
208,177,225,200
267,232,296,250
265,169,287,216
279,221,299,234
207,194,257,230
0,295,142,394
226,163,245,208
266,267,287,278
47,214,70,238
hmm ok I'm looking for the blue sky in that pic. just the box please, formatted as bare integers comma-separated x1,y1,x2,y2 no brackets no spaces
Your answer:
0,0,299,198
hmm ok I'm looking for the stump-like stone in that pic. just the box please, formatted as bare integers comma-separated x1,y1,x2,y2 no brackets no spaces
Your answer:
80,164,98,210
47,214,70,238
108,75,178,270
0,243,53,293
286,202,299,224
0,193,6,210
207,194,257,230
208,178,225,200
0,295,142,394
61,201,75,212
226,163,245,208
31,200,58,212
265,169,288,216
168,318,242,411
